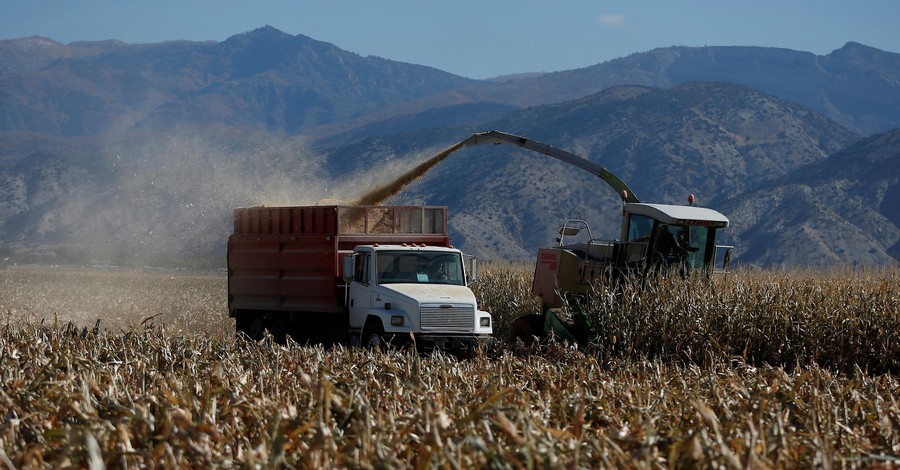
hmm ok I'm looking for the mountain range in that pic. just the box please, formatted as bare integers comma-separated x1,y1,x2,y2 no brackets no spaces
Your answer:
0,26,897,267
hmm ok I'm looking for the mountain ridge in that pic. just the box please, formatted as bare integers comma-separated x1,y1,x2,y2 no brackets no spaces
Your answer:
307,41,899,146
0,27,479,135
0,27,896,267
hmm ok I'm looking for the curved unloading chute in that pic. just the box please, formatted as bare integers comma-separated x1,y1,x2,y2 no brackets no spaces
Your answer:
356,130,639,205
460,130,639,203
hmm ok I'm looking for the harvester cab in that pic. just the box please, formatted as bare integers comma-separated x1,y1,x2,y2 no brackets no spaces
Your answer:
534,202,731,311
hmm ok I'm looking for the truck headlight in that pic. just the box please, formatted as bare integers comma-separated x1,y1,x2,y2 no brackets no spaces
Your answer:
480,317,491,327
391,315,404,326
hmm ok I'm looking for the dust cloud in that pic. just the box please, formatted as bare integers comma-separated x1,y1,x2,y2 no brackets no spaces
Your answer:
46,127,465,268
51,127,340,267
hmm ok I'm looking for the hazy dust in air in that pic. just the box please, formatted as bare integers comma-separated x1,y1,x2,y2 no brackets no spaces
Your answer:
21,124,469,268
54,127,351,266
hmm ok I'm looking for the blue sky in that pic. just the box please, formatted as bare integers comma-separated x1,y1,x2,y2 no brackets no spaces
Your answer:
4,0,898,79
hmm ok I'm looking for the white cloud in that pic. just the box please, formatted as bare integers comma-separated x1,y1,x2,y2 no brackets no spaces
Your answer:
596,14,625,27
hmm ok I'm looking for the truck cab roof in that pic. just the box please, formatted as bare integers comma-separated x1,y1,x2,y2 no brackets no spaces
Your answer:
354,244,461,253
625,203,729,228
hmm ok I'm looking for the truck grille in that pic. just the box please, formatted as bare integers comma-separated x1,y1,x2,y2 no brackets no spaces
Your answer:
420,304,475,332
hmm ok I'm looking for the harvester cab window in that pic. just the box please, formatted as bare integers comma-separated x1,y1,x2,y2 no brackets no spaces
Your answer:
684,226,709,269
651,224,709,272
627,214,654,242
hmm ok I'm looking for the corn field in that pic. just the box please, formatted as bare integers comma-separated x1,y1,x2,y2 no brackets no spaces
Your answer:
473,264,900,374
1,264,899,468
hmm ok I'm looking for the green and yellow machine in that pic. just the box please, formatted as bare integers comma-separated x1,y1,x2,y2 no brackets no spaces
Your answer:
457,131,734,347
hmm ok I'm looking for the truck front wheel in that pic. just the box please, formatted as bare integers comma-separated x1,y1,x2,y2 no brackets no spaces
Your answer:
362,320,386,350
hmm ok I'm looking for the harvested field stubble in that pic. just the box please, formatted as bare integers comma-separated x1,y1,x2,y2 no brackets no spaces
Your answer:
2,325,899,468
0,264,898,467
1,266,229,335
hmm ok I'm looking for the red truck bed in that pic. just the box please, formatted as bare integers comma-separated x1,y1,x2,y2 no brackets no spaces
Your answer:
228,205,450,314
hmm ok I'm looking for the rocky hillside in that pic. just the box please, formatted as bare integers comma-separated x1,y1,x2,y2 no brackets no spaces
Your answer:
721,129,900,266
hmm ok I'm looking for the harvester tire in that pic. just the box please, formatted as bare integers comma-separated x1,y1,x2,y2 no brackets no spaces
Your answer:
510,314,547,346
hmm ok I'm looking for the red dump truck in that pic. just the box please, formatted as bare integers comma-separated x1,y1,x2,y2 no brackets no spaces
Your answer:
227,205,493,350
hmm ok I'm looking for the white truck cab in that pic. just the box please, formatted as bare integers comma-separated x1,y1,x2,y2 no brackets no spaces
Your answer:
343,244,493,350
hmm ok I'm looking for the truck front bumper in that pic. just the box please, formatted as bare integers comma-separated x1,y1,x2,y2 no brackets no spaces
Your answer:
414,334,494,352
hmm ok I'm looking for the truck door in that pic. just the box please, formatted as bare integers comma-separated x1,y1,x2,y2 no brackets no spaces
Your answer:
347,253,372,328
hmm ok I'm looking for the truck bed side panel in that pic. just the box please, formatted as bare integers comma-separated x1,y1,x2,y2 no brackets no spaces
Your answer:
228,235,344,313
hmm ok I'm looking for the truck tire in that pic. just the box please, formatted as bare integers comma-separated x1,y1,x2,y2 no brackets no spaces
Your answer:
247,318,267,342
269,317,289,344
362,320,386,350
235,310,261,340
235,310,251,338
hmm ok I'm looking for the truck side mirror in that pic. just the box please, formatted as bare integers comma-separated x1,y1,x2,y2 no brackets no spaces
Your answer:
467,256,478,282
342,255,355,283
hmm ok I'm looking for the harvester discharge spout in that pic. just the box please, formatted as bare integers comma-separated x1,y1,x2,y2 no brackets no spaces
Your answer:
355,129,638,206
460,130,640,203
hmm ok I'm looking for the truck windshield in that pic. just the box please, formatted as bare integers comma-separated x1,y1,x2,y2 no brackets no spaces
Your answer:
376,251,465,285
